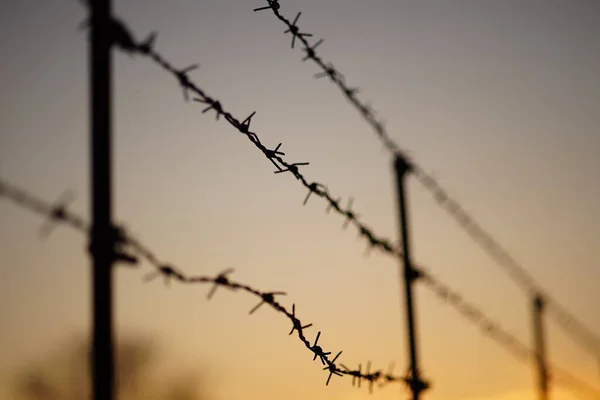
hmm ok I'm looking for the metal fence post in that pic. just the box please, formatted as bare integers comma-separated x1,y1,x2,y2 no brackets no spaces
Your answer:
394,154,429,400
90,0,115,399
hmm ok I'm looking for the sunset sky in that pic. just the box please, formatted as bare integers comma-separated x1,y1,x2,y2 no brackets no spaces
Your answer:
1,1,599,399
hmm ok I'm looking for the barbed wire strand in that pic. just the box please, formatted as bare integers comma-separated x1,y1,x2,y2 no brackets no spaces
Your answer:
102,17,401,262
72,14,600,397
0,178,406,391
250,0,600,358
3,176,599,398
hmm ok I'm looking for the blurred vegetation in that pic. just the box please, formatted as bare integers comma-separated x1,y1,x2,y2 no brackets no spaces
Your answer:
12,332,212,400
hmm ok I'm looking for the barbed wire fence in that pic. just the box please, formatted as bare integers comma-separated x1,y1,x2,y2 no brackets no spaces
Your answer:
2,1,600,399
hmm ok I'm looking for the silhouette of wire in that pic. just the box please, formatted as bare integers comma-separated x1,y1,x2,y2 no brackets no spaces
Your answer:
3,177,599,398
251,0,600,358
0,178,408,391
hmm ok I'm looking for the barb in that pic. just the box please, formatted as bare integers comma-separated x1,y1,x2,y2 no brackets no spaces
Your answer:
4,178,599,398
39,189,76,239
283,12,313,49
252,0,600,358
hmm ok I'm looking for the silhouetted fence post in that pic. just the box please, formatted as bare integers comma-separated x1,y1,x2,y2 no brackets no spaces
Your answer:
393,154,429,400
533,295,549,400
89,0,115,399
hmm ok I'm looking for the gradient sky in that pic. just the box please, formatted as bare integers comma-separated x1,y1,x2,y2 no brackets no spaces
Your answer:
1,1,599,399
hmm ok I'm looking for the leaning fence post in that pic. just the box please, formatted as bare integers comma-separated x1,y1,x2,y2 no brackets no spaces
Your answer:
533,295,549,400
393,153,429,400
89,0,115,399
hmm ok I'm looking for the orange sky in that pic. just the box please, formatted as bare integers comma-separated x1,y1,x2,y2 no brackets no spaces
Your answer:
1,1,599,400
